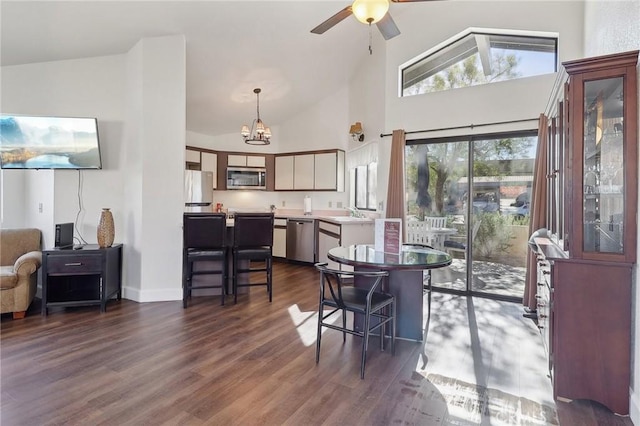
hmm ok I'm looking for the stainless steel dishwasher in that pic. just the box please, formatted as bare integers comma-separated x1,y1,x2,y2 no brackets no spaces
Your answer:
286,218,316,263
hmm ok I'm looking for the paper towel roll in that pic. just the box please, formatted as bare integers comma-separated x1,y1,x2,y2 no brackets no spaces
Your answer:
304,196,312,215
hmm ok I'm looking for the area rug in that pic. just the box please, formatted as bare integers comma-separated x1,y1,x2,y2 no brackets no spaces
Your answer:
427,373,559,426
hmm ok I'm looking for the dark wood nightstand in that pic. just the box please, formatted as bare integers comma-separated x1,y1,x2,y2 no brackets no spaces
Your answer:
41,244,123,316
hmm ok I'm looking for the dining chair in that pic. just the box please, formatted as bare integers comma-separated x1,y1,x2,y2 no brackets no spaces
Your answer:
183,212,228,308
314,263,395,379
232,213,275,304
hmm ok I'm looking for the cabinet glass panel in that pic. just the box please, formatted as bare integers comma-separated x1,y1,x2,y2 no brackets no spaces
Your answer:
582,77,624,254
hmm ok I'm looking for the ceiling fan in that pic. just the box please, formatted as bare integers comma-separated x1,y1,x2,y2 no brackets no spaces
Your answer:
311,0,437,42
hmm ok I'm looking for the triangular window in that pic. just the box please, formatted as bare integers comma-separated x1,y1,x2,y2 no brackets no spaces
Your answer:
401,28,558,96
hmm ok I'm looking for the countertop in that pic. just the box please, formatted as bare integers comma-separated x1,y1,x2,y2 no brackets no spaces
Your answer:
222,208,377,226
275,214,374,225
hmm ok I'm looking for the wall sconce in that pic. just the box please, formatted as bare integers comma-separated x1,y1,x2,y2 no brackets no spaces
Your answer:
349,122,364,142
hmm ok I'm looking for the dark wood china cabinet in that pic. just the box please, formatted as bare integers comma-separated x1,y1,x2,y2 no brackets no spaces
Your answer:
535,50,638,415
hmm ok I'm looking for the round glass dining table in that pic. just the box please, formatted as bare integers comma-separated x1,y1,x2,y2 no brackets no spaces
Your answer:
328,244,452,341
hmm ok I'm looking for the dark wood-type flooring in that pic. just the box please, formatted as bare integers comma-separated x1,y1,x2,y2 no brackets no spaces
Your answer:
1,262,633,425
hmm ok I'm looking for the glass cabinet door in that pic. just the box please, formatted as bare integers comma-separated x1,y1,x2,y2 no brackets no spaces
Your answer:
582,77,625,255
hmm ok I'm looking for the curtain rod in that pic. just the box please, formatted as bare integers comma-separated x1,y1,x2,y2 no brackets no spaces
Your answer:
379,118,539,138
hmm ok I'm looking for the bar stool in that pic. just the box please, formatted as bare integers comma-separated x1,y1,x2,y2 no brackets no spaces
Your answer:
232,213,274,304
183,212,228,308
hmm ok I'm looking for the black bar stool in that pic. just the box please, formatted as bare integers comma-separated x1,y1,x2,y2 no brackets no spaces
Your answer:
183,212,228,308
232,213,274,304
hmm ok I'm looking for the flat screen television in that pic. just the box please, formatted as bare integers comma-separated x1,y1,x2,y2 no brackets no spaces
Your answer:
0,115,102,169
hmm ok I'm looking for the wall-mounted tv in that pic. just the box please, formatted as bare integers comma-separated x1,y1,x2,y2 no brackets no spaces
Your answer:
0,115,102,169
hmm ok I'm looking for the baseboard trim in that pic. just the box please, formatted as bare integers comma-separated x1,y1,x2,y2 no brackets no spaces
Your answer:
122,286,181,303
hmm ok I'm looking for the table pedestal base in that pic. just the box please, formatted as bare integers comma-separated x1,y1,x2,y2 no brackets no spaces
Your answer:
353,266,424,341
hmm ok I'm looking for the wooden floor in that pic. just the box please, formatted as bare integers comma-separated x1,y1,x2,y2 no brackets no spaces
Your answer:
1,262,633,425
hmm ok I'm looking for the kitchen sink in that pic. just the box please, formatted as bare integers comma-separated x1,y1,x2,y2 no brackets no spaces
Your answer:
326,216,372,222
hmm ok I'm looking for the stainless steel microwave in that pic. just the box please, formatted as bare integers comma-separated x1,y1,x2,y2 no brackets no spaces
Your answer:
226,167,267,190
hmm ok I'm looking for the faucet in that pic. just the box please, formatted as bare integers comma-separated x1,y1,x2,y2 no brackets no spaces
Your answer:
348,207,364,218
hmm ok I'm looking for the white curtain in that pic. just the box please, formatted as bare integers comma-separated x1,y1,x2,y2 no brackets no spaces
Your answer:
346,142,378,169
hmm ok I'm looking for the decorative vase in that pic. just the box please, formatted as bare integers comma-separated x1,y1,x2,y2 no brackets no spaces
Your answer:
97,208,115,248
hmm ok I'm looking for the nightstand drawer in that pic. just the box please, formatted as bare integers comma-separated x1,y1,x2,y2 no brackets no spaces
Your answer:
46,254,102,274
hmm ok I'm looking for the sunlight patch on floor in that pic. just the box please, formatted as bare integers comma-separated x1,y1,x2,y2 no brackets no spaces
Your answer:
287,304,341,347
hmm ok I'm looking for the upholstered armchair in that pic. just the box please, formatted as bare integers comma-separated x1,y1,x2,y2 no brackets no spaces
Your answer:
1,228,42,319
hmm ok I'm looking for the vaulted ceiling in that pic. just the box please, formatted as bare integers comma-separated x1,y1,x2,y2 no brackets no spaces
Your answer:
1,1,424,138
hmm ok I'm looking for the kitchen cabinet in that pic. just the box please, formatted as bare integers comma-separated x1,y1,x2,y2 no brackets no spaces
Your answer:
274,150,345,192
317,219,374,270
536,50,638,415
275,156,294,190
317,221,341,269
247,156,266,167
273,218,287,258
186,149,200,170
228,155,246,166
228,154,266,168
293,154,315,190
314,151,345,191
201,152,218,190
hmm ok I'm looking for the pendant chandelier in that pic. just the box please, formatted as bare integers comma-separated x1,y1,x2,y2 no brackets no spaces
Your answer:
241,88,271,145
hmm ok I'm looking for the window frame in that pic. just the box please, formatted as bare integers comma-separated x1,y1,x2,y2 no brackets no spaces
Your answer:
351,161,377,211
398,27,559,97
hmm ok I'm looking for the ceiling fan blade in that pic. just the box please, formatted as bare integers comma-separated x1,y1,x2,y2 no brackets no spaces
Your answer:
376,13,401,40
311,6,353,35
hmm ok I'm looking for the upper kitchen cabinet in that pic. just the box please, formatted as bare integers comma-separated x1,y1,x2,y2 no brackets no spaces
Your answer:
185,148,201,170
294,154,315,189
315,151,345,191
201,152,218,190
274,149,345,191
186,147,218,189
228,154,266,168
275,156,294,190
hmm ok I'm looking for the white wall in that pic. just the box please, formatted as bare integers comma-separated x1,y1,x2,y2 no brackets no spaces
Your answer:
373,0,584,214
385,1,583,131
0,36,187,304
0,169,27,228
347,37,387,211
1,55,126,247
123,35,186,302
583,1,640,422
185,87,354,214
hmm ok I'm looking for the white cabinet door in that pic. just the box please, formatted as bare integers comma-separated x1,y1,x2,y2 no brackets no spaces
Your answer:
341,223,375,246
186,149,200,166
228,155,246,166
294,154,315,190
314,152,337,190
317,220,342,270
275,156,294,190
247,156,266,167
273,223,287,258
200,152,218,189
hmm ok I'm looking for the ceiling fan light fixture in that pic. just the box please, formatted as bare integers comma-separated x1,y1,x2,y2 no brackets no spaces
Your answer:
352,0,389,24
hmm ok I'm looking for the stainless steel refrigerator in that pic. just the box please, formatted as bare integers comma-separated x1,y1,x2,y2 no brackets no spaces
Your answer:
184,170,214,212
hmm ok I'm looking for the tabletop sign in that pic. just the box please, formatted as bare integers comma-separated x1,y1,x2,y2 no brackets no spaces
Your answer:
375,219,402,254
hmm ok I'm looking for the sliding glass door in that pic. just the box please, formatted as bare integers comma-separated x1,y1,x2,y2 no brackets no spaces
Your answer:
406,131,537,300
